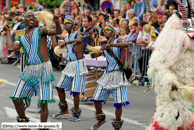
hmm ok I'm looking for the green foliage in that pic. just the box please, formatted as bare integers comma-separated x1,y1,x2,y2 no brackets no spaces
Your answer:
38,0,62,8
126,0,135,2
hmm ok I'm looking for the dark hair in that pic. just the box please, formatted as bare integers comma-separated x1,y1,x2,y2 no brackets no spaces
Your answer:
6,17,12,21
106,8,112,14
126,2,131,5
132,23,138,27
39,1,43,5
76,2,81,7
139,21,147,27
99,13,106,17
114,9,120,14
75,7,80,11
84,0,88,3
83,15,92,22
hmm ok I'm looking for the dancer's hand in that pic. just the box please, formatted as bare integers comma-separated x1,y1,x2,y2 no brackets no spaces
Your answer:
3,24,9,32
171,84,178,91
59,42,68,48
53,15,59,23
101,44,110,50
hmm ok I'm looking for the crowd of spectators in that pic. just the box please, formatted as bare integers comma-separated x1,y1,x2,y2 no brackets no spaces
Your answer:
0,0,189,84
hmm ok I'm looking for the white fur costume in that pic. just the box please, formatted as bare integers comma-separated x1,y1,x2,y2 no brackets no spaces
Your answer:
147,14,194,130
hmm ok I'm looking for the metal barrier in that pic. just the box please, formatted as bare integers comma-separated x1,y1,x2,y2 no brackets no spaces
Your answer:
127,42,155,94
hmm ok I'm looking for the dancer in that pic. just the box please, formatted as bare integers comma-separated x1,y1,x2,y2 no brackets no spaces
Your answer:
53,14,88,122
3,10,62,124
89,21,129,130
147,0,194,129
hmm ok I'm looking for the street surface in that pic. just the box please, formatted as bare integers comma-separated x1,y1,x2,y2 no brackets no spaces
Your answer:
0,64,156,130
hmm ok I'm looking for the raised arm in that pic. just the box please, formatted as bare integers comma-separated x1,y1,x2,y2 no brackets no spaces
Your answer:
109,41,128,48
3,25,20,51
41,15,62,36
60,1,66,10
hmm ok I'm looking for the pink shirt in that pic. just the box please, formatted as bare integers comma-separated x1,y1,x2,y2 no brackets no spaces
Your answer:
157,13,163,19
158,5,166,14
19,8,24,15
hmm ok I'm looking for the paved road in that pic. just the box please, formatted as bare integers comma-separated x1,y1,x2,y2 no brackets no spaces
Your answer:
0,64,156,130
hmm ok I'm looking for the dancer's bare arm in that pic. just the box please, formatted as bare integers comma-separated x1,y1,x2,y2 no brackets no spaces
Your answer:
3,25,20,51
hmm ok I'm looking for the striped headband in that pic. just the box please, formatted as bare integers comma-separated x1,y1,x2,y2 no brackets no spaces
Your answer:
22,10,32,18
64,19,75,25
104,26,114,32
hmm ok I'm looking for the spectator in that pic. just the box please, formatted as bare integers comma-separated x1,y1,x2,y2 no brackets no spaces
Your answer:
43,2,47,10
142,13,147,22
76,1,81,9
126,23,139,77
83,0,93,13
74,8,80,16
128,22,135,30
49,9,54,14
71,1,76,14
114,9,120,24
96,10,101,16
11,2,18,12
122,19,129,28
34,1,44,11
82,15,99,52
60,8,66,15
163,9,171,16
162,14,169,23
91,15,98,27
98,13,106,23
133,17,140,24
98,22,107,45
60,0,72,13
169,4,176,16
126,2,132,19
0,15,7,57
109,19,119,28
166,0,177,9
146,32,158,51
84,9,91,16
105,8,112,16
71,14,75,20
119,27,129,40
157,0,166,14
150,0,158,10
156,19,164,32
75,16,81,31
134,0,146,19
128,9,135,23
153,8,163,19
54,8,60,17
3,7,9,15
18,4,24,15
121,4,127,13
148,13,159,29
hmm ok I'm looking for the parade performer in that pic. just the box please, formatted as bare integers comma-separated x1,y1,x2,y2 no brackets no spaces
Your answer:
53,14,88,122
88,21,129,130
3,10,62,124
147,0,194,129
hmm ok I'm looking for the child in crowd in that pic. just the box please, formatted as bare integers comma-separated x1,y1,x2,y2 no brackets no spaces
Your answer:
133,17,140,23
121,4,127,13
119,27,129,40
156,19,164,32
153,8,163,19
162,14,169,23
169,4,176,15
129,22,135,31
146,32,158,51
157,0,166,14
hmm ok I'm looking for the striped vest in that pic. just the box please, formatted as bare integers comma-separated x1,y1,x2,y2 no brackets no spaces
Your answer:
64,31,78,61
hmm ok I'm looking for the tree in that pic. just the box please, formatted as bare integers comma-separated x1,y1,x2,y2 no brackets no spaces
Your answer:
38,0,62,8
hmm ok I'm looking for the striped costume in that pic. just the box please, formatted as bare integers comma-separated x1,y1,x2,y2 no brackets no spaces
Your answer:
10,27,55,104
55,31,88,95
90,39,129,107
